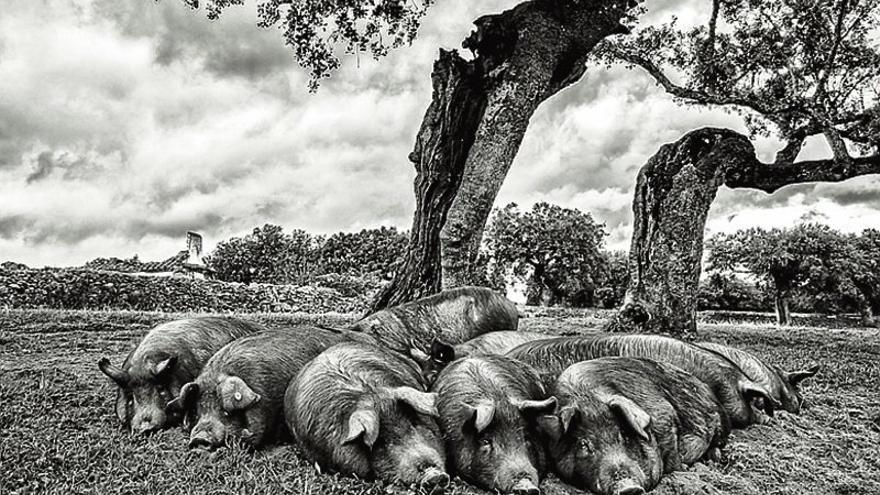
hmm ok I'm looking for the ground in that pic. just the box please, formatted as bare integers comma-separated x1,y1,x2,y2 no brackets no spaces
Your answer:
1,308,878,495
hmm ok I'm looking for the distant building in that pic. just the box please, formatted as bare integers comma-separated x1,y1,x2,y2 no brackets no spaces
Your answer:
83,231,213,279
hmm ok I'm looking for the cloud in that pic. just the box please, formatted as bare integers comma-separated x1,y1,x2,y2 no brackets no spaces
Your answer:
0,0,877,268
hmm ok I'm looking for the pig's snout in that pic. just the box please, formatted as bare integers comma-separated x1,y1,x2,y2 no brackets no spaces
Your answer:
510,478,540,495
132,412,164,435
610,481,645,495
419,466,450,490
189,422,223,450
188,436,215,450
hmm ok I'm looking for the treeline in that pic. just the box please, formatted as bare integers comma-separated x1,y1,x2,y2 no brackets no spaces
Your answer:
192,206,878,325
706,224,880,326
205,224,408,285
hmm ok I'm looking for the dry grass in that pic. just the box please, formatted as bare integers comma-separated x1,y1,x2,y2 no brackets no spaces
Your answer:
1,308,878,494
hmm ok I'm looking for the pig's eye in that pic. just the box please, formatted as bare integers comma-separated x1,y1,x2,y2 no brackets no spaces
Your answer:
578,439,592,452
478,437,493,450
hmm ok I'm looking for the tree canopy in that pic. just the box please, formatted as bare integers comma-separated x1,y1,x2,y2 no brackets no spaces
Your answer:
186,0,436,89
601,0,880,173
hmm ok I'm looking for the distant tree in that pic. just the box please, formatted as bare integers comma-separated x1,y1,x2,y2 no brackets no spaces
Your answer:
485,202,606,307
849,229,880,326
207,224,317,284
315,226,408,279
706,224,853,325
595,250,630,308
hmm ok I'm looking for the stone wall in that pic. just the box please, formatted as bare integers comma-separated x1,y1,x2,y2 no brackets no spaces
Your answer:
0,268,377,314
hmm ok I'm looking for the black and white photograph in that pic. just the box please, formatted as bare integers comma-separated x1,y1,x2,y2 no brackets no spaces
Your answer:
1,0,879,493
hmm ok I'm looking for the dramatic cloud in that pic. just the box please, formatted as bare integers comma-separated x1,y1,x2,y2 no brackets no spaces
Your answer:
0,0,877,267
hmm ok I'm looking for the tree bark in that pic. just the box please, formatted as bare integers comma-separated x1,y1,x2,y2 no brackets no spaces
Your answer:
373,0,637,310
369,51,488,311
608,128,756,335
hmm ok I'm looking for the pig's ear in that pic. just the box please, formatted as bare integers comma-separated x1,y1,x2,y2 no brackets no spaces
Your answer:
218,376,261,412
98,358,130,387
740,381,780,416
409,348,430,365
786,365,820,386
391,387,439,417
463,401,495,434
513,396,558,416
430,339,456,364
607,396,651,442
558,405,579,435
343,408,380,449
150,356,178,380
536,414,562,442
167,382,199,414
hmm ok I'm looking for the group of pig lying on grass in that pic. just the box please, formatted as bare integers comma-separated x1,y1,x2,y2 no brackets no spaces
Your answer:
98,287,819,495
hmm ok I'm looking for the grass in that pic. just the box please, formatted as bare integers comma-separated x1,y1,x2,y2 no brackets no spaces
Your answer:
1,308,879,494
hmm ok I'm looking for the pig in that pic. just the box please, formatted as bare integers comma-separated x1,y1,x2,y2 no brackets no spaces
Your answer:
97,316,264,433
416,331,556,386
349,286,520,358
540,357,730,494
433,354,557,494
285,341,449,490
696,342,819,414
166,327,343,449
506,334,778,428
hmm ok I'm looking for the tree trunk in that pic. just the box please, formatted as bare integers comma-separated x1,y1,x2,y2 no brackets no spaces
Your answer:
369,51,488,312
774,292,792,326
852,287,878,328
525,264,545,306
439,2,633,290
608,128,756,335
372,0,636,310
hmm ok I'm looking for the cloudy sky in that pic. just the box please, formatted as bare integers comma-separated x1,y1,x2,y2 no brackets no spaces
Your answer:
1,0,878,267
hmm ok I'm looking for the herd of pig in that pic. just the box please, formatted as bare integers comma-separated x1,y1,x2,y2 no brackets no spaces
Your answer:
97,287,819,495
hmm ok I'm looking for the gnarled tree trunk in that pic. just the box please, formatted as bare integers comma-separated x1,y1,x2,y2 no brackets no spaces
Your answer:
608,128,755,335
440,1,633,289
369,51,488,311
611,126,880,334
373,0,636,311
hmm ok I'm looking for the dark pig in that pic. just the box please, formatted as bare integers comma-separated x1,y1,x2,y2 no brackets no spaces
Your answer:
507,334,777,427
541,357,729,495
696,342,819,413
416,331,555,385
433,355,557,494
97,317,264,433
167,327,343,449
285,341,449,490
350,286,519,358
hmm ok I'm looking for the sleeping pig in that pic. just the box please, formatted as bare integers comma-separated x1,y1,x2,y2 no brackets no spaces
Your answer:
507,334,778,428
433,354,557,494
696,341,819,413
541,357,730,495
166,327,343,449
285,341,449,490
97,316,264,433
349,286,520,359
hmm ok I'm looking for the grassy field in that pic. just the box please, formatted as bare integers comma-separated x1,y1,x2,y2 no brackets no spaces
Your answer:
1,308,879,495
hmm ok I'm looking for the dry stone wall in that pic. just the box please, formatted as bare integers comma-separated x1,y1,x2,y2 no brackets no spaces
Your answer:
0,268,376,314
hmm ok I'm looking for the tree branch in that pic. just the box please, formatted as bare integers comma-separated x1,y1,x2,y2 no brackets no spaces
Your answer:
613,50,781,116
726,151,880,193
